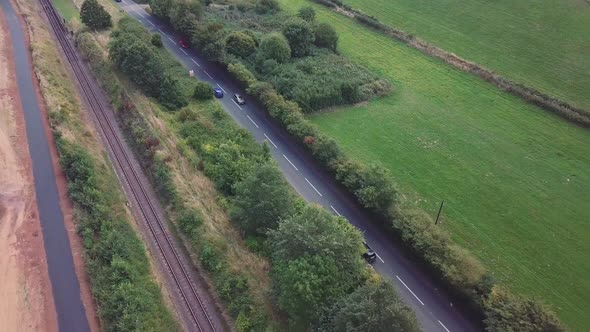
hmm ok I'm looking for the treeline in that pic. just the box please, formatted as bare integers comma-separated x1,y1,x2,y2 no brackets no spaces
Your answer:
55,136,178,331
312,0,590,128
148,0,391,113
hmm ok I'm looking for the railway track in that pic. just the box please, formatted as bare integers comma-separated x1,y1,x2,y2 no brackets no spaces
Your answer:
38,1,217,330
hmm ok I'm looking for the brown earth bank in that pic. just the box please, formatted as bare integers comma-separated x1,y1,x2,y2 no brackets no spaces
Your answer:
0,8,57,332
5,1,101,330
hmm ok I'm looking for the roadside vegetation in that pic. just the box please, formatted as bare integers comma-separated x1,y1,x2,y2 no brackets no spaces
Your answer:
15,0,177,330
75,11,420,330
147,0,570,330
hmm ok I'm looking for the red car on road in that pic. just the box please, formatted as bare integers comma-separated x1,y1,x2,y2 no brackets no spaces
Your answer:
178,38,189,49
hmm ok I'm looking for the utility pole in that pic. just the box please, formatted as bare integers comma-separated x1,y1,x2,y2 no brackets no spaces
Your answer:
435,200,445,225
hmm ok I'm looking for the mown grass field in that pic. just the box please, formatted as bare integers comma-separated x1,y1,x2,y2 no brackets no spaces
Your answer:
51,0,79,21
341,0,590,111
280,0,590,329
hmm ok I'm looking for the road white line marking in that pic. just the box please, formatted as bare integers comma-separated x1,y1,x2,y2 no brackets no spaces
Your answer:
204,70,213,79
231,99,243,110
376,253,385,263
283,155,299,171
264,134,277,148
396,276,424,305
330,205,342,216
305,178,323,197
181,49,188,55
147,20,155,26
191,58,201,67
216,84,227,94
158,28,164,33
168,36,176,44
246,115,259,128
438,320,451,332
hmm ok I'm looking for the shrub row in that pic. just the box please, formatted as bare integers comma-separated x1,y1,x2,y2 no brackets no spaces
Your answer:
77,26,272,331
229,62,565,331
311,0,590,128
55,136,177,332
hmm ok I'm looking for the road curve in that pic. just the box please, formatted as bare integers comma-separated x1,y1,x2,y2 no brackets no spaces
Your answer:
0,0,90,330
39,0,225,330
118,2,483,331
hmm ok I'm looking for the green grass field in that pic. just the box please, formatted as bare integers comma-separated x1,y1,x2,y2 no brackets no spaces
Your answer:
52,0,79,21
340,0,590,111
279,0,590,329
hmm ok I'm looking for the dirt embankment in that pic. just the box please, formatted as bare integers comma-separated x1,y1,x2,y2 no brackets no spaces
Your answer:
0,9,58,332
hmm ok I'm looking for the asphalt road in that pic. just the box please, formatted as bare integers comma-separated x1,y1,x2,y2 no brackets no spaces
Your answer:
117,2,481,331
1,0,90,330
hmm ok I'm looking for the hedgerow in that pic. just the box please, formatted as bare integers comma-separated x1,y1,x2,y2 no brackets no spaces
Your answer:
56,138,178,332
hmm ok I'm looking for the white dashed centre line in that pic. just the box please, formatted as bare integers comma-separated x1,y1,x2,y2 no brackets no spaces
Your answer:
264,134,278,148
438,320,451,332
158,28,164,33
168,36,176,44
148,20,155,26
181,49,188,55
396,276,425,305
283,155,299,171
204,70,213,79
246,115,259,128
216,84,227,94
330,205,342,216
231,99,243,110
305,178,323,197
191,58,201,67
376,253,385,263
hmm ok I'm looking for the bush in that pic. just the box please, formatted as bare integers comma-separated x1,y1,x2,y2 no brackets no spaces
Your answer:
80,0,112,30
151,33,163,47
227,62,257,88
257,33,291,64
225,31,257,58
298,6,316,23
314,22,338,52
193,81,213,100
484,286,565,332
282,17,315,57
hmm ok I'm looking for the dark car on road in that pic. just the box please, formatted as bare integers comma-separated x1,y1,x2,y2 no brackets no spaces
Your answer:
214,88,224,98
233,93,245,105
178,38,189,49
362,242,377,264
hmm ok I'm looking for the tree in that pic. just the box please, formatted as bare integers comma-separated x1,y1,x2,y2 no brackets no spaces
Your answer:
192,23,225,61
315,22,338,52
169,0,202,36
193,81,213,100
225,31,257,58
298,6,316,23
355,164,397,215
148,0,174,20
484,286,565,332
151,33,163,47
318,279,420,332
282,18,315,57
258,33,291,63
269,204,366,325
231,163,295,235
80,0,112,30
159,74,188,110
